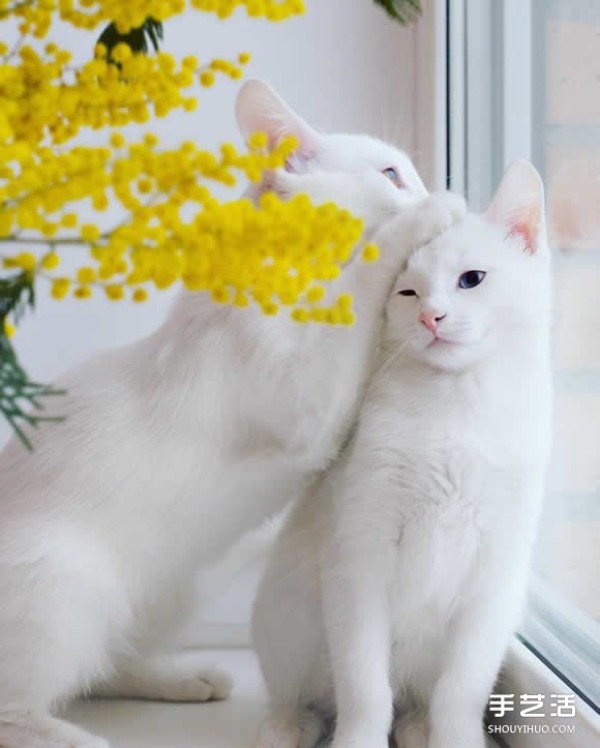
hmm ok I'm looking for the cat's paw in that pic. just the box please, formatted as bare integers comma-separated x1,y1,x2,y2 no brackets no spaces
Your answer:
255,708,324,748
410,191,467,248
159,665,233,702
393,719,428,748
254,713,302,748
97,656,233,702
428,723,486,748
426,191,467,223
331,727,389,748
331,740,388,748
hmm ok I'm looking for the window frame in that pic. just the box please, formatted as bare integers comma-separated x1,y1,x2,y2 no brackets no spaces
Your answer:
490,638,599,748
447,0,535,206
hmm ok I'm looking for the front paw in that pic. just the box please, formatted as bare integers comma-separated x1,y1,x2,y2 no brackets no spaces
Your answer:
410,191,467,247
331,730,389,748
393,718,428,748
428,723,486,748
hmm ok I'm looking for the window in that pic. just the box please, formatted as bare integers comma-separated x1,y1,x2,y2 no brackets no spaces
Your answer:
448,0,600,738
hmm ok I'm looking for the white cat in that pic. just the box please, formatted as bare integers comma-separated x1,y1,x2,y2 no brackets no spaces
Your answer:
252,160,552,748
0,80,465,748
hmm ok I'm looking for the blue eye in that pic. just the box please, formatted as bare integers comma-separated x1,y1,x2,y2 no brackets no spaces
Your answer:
382,167,403,188
458,270,486,289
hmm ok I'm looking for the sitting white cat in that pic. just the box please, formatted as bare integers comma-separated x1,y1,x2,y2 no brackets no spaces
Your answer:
253,160,552,748
0,80,465,748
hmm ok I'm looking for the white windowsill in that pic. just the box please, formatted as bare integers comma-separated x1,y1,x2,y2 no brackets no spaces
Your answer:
66,647,497,748
490,638,599,748
67,649,265,748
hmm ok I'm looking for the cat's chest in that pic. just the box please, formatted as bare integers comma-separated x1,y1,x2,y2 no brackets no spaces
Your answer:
384,453,499,629
389,497,480,620
377,366,548,466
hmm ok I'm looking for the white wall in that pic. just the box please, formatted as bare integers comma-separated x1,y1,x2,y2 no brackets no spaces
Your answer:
2,0,419,639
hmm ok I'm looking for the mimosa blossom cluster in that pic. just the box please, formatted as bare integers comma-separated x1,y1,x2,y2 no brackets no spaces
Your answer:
0,0,374,337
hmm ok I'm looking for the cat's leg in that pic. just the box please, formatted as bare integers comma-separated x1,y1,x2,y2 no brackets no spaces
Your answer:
321,514,395,748
0,560,115,748
427,548,529,748
95,654,232,702
254,707,324,748
94,567,233,703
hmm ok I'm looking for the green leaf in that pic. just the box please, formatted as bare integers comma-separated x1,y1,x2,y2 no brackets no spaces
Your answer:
373,0,422,25
0,273,64,450
96,17,164,61
0,270,34,323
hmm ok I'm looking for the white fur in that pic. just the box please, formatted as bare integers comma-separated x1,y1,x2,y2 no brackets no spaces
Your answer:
0,80,465,748
252,161,553,748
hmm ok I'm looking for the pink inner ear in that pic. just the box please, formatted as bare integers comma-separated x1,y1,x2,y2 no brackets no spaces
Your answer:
506,205,541,254
508,221,535,253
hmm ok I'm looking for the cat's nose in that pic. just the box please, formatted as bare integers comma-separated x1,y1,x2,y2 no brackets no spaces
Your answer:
420,311,446,333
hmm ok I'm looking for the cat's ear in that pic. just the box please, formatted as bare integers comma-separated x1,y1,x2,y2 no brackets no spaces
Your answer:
485,160,547,254
235,79,322,159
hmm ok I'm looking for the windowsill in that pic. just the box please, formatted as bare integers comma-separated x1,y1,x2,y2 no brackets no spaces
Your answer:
67,649,266,748
66,647,497,748
490,638,599,748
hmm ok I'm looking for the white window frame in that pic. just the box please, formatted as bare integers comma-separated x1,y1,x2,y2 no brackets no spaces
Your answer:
413,0,449,190
446,2,600,746
491,637,599,748
448,0,535,206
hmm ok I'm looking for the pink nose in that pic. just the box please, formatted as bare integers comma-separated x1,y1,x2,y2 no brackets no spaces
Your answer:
420,311,446,333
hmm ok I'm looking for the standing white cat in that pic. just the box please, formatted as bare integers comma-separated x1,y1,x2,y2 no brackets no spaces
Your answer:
253,160,552,748
0,79,465,748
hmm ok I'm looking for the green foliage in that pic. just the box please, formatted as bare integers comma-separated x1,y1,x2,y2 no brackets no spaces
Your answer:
0,270,34,324
95,2,421,62
374,0,422,24
0,273,63,450
96,17,164,60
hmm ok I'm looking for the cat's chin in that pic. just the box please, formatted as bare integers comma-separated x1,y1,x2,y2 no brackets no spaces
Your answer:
413,341,484,372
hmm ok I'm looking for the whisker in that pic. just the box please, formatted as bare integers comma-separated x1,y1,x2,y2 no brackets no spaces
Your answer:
377,341,409,375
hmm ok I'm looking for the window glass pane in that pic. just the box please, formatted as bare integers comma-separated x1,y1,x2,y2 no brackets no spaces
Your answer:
532,0,600,632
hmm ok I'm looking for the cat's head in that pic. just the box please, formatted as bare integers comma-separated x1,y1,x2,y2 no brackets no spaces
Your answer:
235,79,427,199
383,160,551,372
